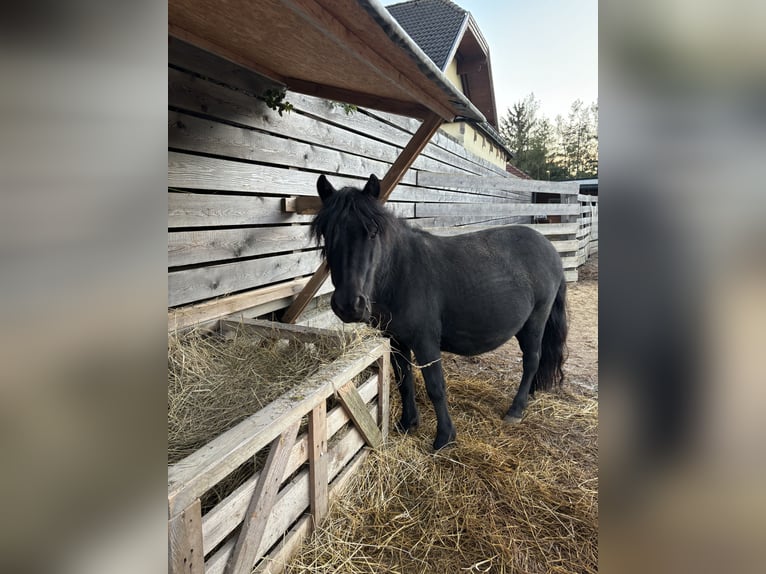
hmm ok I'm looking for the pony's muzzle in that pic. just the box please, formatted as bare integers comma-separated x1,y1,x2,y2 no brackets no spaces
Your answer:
331,292,369,323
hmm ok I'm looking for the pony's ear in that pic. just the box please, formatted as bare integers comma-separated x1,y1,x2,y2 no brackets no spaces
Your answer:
317,175,335,203
363,174,381,199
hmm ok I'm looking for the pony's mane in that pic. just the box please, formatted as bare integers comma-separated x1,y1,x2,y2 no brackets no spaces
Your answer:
310,187,401,256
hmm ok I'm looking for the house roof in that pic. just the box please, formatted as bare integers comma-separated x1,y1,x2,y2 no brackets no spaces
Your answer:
386,0,469,71
505,163,532,179
168,0,484,122
386,0,501,129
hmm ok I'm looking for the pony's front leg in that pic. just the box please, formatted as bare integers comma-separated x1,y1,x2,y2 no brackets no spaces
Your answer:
417,354,456,450
392,342,420,433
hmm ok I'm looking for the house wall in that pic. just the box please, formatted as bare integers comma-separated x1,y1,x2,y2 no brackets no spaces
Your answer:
168,40,530,329
439,60,508,169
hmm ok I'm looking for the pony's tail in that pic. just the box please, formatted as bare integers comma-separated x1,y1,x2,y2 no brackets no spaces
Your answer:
532,279,568,392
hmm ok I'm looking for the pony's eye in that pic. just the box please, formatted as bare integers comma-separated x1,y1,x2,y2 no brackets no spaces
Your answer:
368,229,378,240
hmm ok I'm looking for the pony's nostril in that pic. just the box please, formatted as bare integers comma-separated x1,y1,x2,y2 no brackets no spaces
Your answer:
353,295,366,312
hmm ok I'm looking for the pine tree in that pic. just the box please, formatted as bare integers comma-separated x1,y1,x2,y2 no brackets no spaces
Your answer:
501,95,598,180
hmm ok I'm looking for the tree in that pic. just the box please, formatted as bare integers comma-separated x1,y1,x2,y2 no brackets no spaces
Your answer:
500,95,598,180
500,93,539,168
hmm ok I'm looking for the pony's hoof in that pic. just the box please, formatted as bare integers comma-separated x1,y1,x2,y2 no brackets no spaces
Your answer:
503,414,523,424
394,417,419,434
433,430,457,451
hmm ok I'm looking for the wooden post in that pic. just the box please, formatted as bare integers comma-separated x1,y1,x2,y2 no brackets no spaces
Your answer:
168,499,205,574
308,401,329,525
225,421,301,574
377,350,391,441
282,112,444,323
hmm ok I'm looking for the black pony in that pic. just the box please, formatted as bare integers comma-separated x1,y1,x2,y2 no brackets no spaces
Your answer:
312,174,568,450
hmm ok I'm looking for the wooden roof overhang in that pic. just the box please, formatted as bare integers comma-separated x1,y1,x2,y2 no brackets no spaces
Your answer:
169,0,485,323
169,0,484,123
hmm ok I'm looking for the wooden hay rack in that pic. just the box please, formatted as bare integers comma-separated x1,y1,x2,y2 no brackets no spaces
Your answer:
168,319,391,574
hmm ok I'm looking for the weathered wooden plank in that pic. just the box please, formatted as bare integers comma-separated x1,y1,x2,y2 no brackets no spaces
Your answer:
168,250,323,307
308,402,329,524
168,227,312,268
552,239,580,252
337,380,382,448
204,283,334,328
426,223,576,240
168,192,313,227
561,257,578,270
200,375,378,556
417,172,580,195
426,224,579,238
564,269,578,282
414,215,530,228
169,186,413,227
250,515,313,574
169,36,283,96
226,421,300,574
201,437,305,556
168,152,315,196
206,407,375,574
204,471,310,574
415,202,580,218
168,277,325,332
168,499,204,574
168,338,387,517
168,67,494,178
223,317,341,343
169,111,416,186
377,351,391,441
392,184,528,204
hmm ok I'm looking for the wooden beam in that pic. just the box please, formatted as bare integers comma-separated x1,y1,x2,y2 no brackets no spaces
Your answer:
281,112,444,323
308,402,329,524
280,261,331,325
336,381,382,449
377,350,391,441
225,421,301,574
380,113,443,200
168,499,204,574
168,277,313,332
415,202,580,218
416,171,581,195
283,196,323,215
286,77,429,118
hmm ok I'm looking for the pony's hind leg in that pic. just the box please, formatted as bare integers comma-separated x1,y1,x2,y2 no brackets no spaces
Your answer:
392,342,420,433
504,308,548,423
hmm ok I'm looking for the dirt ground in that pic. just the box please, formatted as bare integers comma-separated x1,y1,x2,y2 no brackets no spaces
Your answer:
443,253,598,396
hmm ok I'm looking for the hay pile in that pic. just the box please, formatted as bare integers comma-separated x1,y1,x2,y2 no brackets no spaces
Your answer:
286,370,598,574
168,322,372,464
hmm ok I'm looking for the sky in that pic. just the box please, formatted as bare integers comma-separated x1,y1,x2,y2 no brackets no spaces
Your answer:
388,0,598,122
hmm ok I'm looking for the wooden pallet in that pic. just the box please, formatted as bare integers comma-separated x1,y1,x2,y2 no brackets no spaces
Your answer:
168,319,391,574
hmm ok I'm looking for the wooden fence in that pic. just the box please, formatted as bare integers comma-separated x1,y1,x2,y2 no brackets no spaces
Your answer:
168,38,598,330
577,194,599,265
168,320,391,574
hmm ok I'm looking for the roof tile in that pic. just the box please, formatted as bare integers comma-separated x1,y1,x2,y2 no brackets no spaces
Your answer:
386,0,467,71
